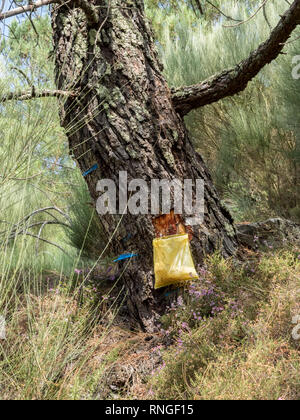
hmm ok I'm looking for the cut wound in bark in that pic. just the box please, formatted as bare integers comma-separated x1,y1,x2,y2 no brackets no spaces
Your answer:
153,210,193,240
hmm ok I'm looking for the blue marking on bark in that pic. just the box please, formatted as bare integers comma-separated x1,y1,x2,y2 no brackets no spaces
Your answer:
83,164,98,177
113,253,139,263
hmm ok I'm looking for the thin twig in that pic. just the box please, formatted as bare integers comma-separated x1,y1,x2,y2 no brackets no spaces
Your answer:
280,33,300,45
0,171,42,181
0,0,58,20
0,0,5,14
193,0,203,15
93,0,111,55
263,3,272,30
2,220,71,238
223,0,269,28
18,232,70,256
0,0,99,26
206,0,242,22
1,88,76,102
14,206,71,227
10,67,32,86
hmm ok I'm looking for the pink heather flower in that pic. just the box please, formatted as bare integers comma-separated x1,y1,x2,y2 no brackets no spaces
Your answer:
177,296,184,306
74,269,81,275
177,338,183,347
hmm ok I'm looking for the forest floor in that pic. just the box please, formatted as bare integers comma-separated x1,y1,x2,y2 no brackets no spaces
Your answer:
0,243,299,400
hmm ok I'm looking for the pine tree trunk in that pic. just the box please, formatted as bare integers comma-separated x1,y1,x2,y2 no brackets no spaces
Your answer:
51,0,238,331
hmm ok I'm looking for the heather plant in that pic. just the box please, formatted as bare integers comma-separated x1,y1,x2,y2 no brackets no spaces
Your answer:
150,249,300,400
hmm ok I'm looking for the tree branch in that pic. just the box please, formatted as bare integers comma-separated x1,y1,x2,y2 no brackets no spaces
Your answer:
0,0,59,21
1,207,71,234
15,231,70,256
0,0,5,14
206,0,242,22
0,206,72,256
0,0,99,25
172,0,300,116
193,0,203,15
1,88,76,102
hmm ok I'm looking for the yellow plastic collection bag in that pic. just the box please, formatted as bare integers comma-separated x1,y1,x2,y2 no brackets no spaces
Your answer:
153,233,198,289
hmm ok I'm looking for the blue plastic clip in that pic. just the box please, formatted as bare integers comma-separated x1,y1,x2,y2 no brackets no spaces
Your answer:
113,253,139,263
83,164,98,177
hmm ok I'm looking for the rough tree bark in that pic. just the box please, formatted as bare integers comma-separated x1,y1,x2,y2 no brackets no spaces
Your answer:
49,0,300,331
51,0,237,331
